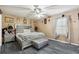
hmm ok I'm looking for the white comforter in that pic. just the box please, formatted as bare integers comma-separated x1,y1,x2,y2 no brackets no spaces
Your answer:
16,32,45,41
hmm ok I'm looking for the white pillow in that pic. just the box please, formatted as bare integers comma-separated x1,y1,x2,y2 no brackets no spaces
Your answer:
23,29,31,33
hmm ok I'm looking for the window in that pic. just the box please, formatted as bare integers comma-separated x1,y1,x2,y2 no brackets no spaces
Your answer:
55,17,68,37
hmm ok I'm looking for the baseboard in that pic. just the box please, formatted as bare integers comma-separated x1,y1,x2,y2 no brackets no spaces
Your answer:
70,43,79,46
49,38,79,46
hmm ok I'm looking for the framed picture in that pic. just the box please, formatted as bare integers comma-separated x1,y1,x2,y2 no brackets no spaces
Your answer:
23,18,27,24
44,18,47,24
4,17,14,23
4,17,9,23
9,18,14,23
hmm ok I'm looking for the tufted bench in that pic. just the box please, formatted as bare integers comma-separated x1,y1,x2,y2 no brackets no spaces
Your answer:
31,38,48,49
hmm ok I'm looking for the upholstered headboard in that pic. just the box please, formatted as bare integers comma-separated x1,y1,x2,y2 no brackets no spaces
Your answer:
15,24,33,33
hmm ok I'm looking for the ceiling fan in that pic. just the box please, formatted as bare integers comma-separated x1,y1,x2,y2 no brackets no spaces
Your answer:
26,5,47,20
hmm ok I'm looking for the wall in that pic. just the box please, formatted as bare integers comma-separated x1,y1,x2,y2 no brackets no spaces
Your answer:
64,9,79,44
34,18,54,38
34,9,79,44
2,14,35,30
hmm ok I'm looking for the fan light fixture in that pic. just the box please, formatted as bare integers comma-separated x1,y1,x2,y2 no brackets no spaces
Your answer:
27,5,47,20
33,5,46,19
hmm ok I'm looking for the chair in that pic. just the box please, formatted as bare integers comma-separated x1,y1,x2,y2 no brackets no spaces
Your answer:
3,26,15,43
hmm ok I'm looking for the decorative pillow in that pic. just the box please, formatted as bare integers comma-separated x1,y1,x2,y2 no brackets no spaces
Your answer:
23,29,31,33
16,29,24,33
30,28,35,32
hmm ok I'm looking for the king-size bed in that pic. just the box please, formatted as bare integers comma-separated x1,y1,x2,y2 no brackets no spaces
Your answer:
15,24,48,50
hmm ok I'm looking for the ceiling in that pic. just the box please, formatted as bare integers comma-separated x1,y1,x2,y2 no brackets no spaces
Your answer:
0,5,79,19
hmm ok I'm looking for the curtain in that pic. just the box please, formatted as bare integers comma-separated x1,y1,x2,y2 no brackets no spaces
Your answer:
55,17,68,37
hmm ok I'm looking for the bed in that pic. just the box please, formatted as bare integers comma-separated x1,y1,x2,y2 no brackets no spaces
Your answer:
15,24,46,50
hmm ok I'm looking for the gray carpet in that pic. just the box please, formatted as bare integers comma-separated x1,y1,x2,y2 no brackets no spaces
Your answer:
0,40,79,54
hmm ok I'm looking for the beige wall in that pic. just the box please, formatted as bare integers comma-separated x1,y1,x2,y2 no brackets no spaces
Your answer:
2,14,17,28
2,14,35,30
34,9,79,44
64,9,79,44
34,18,54,38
